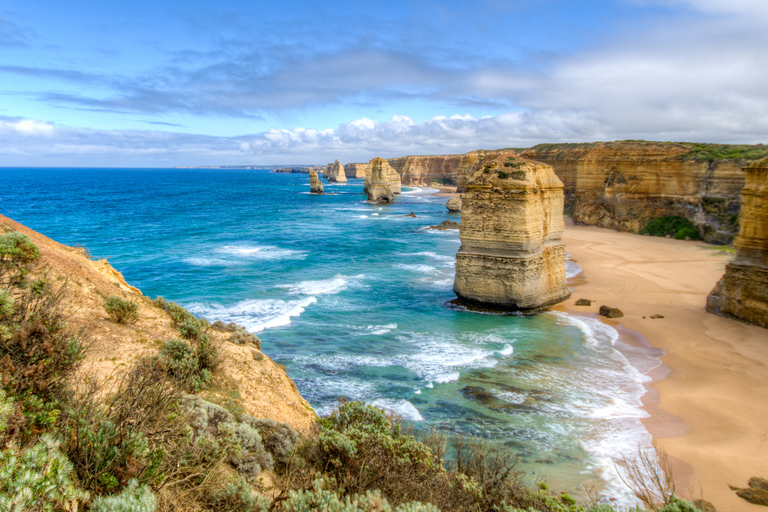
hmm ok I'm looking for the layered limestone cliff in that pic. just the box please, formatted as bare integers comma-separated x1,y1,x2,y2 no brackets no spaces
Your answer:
309,169,324,194
453,153,570,311
707,158,768,328
520,141,767,244
344,162,370,179
325,159,347,183
365,157,395,203
388,149,508,188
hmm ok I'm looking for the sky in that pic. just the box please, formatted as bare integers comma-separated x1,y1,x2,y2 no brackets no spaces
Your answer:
1,0,767,167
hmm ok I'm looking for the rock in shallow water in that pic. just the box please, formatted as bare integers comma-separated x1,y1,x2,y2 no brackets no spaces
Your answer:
599,305,624,318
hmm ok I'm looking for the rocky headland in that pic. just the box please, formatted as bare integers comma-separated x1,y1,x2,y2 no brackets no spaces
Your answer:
344,162,370,179
453,153,570,311
309,168,324,194
325,159,347,183
520,141,768,243
706,156,768,327
365,157,396,203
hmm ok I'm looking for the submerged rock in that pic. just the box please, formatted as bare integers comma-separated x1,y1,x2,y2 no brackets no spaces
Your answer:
707,157,768,328
325,159,347,183
309,169,324,194
446,196,462,212
574,298,592,306
365,157,395,203
429,220,460,230
453,153,570,311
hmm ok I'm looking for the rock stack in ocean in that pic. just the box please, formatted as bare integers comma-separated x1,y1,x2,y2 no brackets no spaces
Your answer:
706,157,768,328
453,153,571,311
309,169,324,194
325,159,347,183
365,157,395,203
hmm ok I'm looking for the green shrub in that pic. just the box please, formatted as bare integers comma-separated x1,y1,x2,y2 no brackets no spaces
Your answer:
179,316,202,340
92,479,157,512
0,232,40,266
276,488,440,512
245,417,300,470
165,301,196,326
640,216,699,240
0,435,89,511
160,339,211,391
207,475,271,512
104,296,140,324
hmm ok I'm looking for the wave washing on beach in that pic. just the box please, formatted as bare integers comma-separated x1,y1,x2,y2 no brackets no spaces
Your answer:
1,167,661,507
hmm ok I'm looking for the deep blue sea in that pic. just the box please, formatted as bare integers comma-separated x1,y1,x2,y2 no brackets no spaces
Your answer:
0,167,663,505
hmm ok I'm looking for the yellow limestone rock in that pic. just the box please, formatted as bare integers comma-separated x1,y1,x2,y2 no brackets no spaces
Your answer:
309,169,324,194
453,153,570,311
325,159,347,183
707,157,768,328
365,157,395,203
344,162,370,179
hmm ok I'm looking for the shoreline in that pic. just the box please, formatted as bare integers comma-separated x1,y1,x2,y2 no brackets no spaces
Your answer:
559,219,768,511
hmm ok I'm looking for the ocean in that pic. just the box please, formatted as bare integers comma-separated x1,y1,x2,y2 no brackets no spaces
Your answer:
0,167,663,505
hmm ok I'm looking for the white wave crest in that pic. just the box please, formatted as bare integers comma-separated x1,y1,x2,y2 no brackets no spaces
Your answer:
369,399,424,421
187,296,317,333
279,275,363,296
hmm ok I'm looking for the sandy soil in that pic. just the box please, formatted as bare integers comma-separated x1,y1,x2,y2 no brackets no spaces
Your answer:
559,220,768,511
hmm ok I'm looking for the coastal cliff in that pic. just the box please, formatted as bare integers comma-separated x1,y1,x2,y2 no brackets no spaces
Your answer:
520,141,768,243
706,157,768,327
453,153,570,311
344,162,370,178
388,149,507,188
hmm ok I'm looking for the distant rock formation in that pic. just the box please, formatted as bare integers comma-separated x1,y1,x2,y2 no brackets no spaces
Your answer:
520,141,768,244
309,169,324,194
446,196,462,212
706,157,768,328
344,162,370,179
365,157,395,203
429,220,460,230
325,160,347,183
388,150,507,188
453,153,570,311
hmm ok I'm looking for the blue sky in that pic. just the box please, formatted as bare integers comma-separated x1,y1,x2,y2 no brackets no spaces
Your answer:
1,0,767,166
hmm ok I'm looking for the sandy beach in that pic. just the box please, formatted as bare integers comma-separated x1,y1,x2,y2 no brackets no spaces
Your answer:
560,220,768,511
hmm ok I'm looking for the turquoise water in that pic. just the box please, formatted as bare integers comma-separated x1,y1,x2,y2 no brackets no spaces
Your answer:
0,167,662,504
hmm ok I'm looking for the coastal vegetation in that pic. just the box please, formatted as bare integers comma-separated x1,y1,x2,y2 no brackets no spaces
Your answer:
640,216,699,240
0,228,711,511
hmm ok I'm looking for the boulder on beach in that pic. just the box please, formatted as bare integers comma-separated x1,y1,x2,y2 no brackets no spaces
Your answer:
599,305,624,318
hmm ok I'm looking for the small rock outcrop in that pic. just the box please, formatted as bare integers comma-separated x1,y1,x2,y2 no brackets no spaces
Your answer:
599,305,624,318
429,220,460,230
706,157,768,328
453,153,570,311
365,157,395,203
325,160,347,183
309,169,324,194
730,477,768,506
575,298,592,306
446,196,462,212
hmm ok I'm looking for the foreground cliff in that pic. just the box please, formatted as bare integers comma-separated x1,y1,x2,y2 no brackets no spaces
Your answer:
706,158,768,327
453,153,570,311
521,141,768,243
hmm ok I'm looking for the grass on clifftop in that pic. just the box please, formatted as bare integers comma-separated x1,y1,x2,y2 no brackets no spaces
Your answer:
523,141,768,163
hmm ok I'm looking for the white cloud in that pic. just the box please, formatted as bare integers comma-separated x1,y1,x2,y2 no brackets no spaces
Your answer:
0,118,55,135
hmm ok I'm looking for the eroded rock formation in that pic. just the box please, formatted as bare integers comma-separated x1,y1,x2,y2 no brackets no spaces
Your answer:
520,141,767,244
388,149,507,189
325,159,347,183
706,157,768,328
365,157,395,203
309,169,324,194
453,153,570,311
446,196,462,212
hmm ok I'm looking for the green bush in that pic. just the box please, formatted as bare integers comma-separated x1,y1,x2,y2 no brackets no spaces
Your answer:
0,232,40,267
0,435,89,511
276,488,440,512
104,296,140,324
640,216,699,240
160,339,211,391
179,316,202,340
92,479,157,512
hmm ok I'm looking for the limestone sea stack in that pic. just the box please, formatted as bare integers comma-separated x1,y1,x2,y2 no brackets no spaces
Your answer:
453,153,571,311
706,157,768,328
344,162,370,179
365,157,395,203
446,196,462,212
325,159,347,183
309,169,324,194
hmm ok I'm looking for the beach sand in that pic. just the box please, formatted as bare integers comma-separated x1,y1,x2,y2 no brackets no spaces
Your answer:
560,220,768,511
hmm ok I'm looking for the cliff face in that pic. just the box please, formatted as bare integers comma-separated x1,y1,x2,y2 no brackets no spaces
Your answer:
520,142,760,244
453,153,570,311
344,162,369,179
388,150,508,188
707,158,768,328
365,157,395,203
309,169,324,194
325,160,347,183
